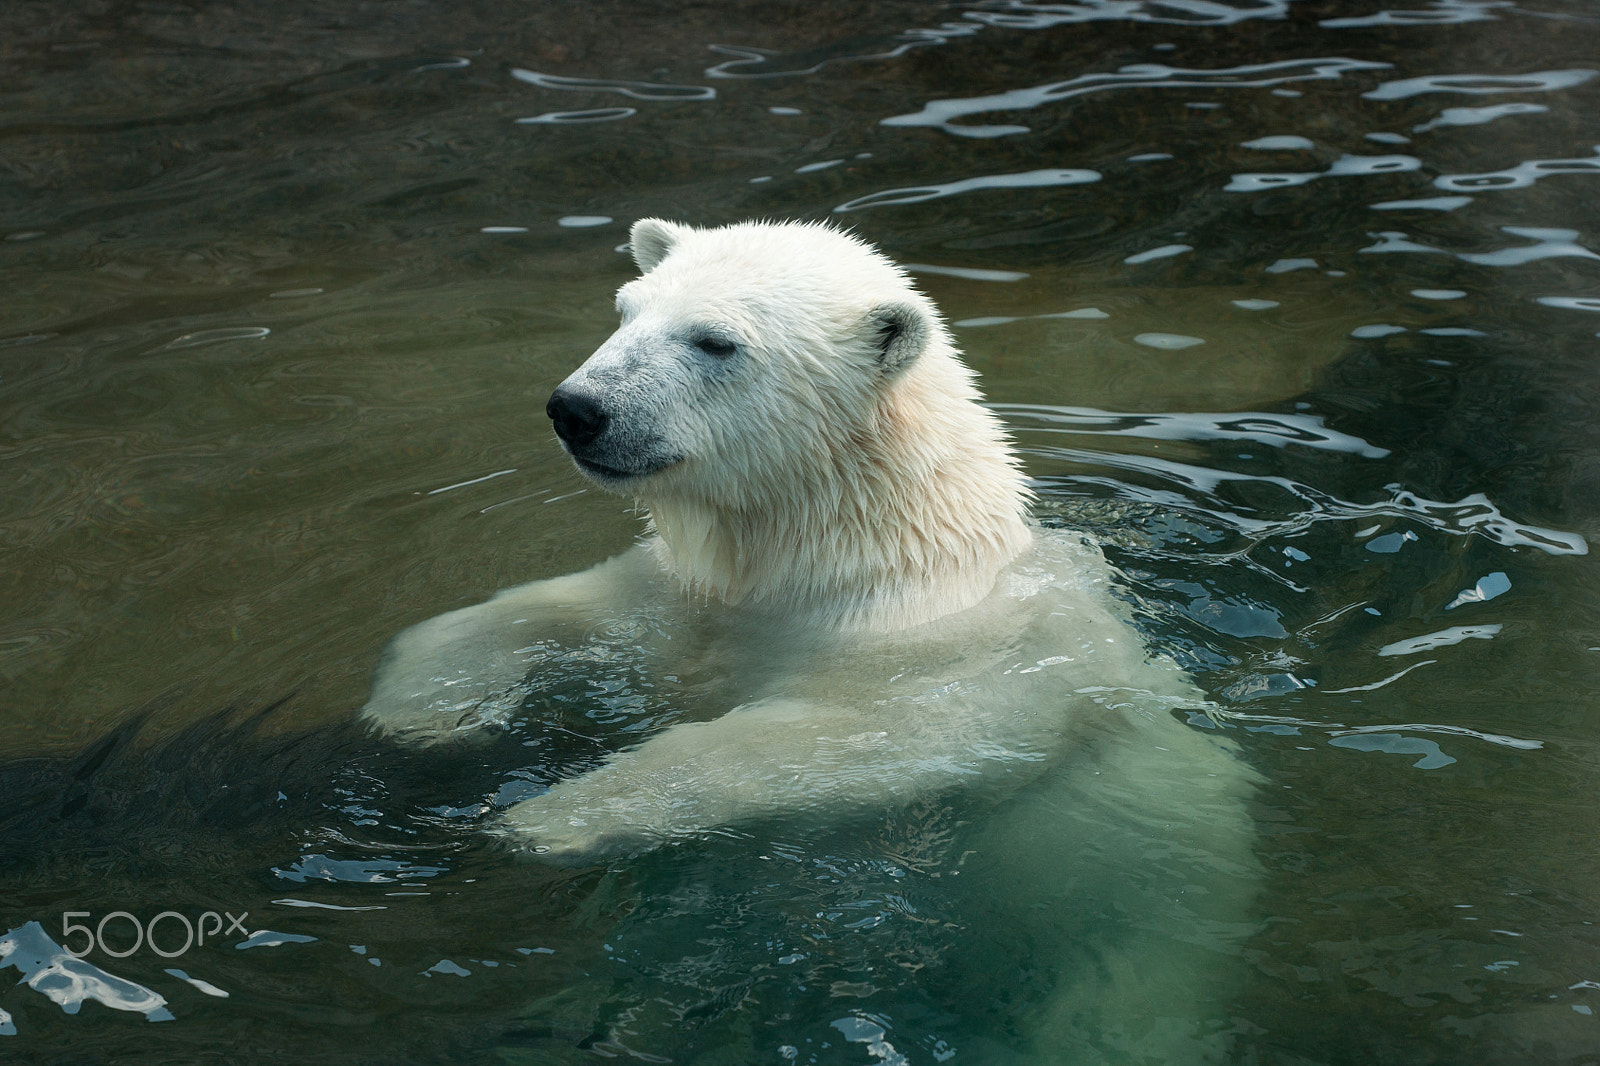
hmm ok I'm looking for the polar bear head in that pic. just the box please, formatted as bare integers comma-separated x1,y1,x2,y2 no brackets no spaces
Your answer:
547,219,1031,631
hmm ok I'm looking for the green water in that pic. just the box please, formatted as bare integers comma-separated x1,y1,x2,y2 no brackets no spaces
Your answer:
4,1,1600,1062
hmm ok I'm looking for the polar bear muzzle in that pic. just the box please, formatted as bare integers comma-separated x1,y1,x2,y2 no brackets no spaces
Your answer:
546,381,681,486
546,385,607,447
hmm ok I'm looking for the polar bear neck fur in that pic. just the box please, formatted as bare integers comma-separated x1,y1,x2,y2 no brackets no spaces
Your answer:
593,220,1032,633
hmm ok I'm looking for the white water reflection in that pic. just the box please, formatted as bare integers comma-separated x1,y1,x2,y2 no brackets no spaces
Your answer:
1328,733,1455,769
515,107,637,124
904,263,1030,282
1134,331,1205,348
509,68,716,100
1030,439,1589,553
164,326,270,349
702,24,980,79
411,57,471,73
1363,67,1596,99
1378,624,1503,656
1537,296,1600,312
1123,243,1192,263
1435,146,1600,190
164,968,230,998
830,1012,910,1065
1412,102,1548,133
1360,231,1446,255
1459,227,1600,266
1321,660,1436,694
1227,154,1420,193
1241,134,1315,150
1344,226,1600,267
1445,570,1510,609
833,168,1099,211
1322,1,1510,29
962,0,1293,29
1338,722,1540,751
882,57,1389,137
999,404,1392,456
0,922,173,1023
955,306,1107,326
1230,173,1319,191
1222,709,1540,752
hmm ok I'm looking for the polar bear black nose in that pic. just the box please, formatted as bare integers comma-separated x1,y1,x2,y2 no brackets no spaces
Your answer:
547,387,608,447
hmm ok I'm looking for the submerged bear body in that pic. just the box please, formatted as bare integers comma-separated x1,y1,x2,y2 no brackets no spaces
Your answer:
362,219,1260,1061
367,527,1219,858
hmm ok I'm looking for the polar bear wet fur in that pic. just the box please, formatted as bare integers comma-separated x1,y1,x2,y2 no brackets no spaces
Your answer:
550,218,1033,630
363,219,1260,1060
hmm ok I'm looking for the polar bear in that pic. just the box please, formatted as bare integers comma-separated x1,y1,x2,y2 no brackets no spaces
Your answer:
363,219,1259,1060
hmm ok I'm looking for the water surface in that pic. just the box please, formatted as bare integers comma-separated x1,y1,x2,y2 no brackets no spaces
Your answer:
4,1,1600,1062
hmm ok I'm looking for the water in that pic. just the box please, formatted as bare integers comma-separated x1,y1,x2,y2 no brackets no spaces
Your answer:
4,0,1600,1061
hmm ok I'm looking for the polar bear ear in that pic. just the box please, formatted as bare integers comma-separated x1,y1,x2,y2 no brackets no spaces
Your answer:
629,218,691,273
866,302,932,378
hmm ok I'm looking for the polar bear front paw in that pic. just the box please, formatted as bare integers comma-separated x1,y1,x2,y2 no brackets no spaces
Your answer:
364,680,525,746
498,790,668,865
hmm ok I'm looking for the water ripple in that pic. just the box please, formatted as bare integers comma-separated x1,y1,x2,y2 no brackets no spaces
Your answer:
904,263,1031,282
1241,135,1315,150
1322,1,1509,29
1327,733,1456,769
1134,332,1205,349
0,922,173,1023
833,168,1099,211
882,57,1389,138
163,327,271,350
1434,146,1600,190
411,57,472,73
1370,195,1473,210
1412,102,1548,133
1000,404,1390,456
1227,154,1420,193
703,25,979,79
508,69,715,101
1359,230,1447,255
1459,227,1600,266
515,107,637,124
1124,243,1193,264
1537,296,1600,312
962,0,1293,29
1364,68,1596,100
1335,721,1538,751
1339,226,1599,266
1376,624,1503,657
1033,441,1589,554
956,306,1107,325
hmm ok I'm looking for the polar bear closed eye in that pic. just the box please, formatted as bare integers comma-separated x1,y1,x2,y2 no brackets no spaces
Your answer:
362,219,1260,1059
